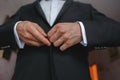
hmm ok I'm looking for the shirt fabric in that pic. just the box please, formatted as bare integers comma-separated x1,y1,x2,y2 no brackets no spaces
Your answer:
14,0,87,48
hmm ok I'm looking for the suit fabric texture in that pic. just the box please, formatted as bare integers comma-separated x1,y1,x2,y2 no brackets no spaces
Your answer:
0,0,120,80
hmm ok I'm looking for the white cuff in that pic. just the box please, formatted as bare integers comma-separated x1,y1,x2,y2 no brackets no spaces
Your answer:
78,22,87,46
14,21,25,49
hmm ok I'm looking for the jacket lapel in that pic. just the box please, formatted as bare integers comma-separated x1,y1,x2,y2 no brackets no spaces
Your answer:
34,1,50,26
34,0,73,26
53,0,73,25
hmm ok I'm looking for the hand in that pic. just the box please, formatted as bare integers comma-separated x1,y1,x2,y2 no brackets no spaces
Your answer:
16,21,51,47
48,22,82,51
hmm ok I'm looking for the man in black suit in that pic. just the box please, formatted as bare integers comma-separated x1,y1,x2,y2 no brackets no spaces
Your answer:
0,0,120,80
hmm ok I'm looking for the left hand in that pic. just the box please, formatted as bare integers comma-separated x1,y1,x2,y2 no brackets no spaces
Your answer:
48,22,82,51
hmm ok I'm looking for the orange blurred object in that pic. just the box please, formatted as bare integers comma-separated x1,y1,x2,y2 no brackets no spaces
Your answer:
89,64,99,80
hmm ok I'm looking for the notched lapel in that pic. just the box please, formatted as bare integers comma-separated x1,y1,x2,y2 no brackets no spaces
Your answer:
34,1,50,25
33,0,73,26
53,0,73,25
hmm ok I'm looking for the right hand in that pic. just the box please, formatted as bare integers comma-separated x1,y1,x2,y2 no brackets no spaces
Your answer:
16,21,51,47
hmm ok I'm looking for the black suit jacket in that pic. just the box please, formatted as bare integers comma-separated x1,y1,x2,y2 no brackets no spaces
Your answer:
0,0,120,80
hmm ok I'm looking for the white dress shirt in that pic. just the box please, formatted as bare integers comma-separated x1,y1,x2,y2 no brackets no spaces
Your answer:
40,0,65,26
14,0,87,48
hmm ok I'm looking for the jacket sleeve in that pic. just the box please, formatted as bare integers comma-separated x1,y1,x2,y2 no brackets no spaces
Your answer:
82,5,120,47
0,7,23,50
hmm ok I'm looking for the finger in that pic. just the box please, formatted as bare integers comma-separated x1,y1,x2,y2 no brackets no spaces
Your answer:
19,34,43,47
60,40,73,51
49,30,63,43
54,39,64,47
25,39,44,47
48,25,58,38
18,31,42,46
27,26,51,46
22,32,39,42
33,23,47,37
53,34,69,47
32,31,51,46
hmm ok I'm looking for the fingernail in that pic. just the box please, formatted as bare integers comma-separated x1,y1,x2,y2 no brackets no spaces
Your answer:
60,47,64,51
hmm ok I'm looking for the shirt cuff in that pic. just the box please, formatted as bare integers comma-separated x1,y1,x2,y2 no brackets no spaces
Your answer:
78,22,87,46
14,21,25,49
